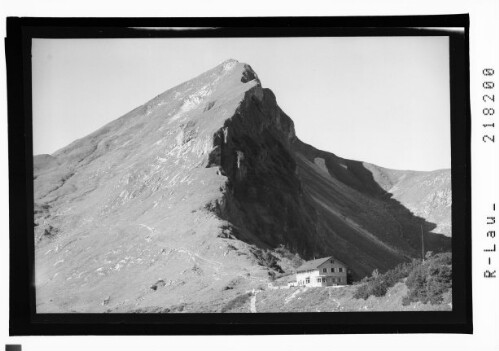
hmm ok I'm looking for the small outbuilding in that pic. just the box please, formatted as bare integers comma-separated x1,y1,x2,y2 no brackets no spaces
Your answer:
295,256,348,287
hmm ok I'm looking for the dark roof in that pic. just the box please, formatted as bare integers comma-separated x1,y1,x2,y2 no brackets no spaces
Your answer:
296,257,333,272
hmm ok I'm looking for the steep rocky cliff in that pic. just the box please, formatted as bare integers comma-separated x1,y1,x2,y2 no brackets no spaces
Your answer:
33,59,451,312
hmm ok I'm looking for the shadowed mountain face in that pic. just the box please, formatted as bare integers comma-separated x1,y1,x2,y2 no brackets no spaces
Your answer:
33,60,451,312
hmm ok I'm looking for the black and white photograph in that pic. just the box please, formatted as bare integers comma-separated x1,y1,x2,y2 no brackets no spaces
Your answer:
4,4,499,351
4,0,499,348
4,14,477,340
30,33,456,314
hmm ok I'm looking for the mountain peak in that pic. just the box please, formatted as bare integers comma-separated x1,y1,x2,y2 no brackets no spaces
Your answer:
50,58,268,162
215,59,260,84
220,58,239,66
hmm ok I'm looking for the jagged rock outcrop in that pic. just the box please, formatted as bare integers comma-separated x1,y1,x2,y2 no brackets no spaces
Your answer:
33,59,451,312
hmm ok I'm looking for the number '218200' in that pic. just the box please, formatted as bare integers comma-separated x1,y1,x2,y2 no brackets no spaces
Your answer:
483,68,495,143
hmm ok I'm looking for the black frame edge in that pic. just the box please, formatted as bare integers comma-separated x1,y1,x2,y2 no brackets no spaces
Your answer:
6,15,472,336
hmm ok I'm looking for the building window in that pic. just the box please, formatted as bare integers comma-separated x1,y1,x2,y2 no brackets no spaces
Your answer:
306,278,310,284
331,268,335,273
317,278,321,283
339,267,343,272
322,268,327,273
330,260,334,263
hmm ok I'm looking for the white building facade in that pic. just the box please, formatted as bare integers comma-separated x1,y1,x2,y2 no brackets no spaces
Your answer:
295,256,348,287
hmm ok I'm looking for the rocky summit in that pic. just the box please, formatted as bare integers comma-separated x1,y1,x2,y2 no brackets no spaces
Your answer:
33,59,451,313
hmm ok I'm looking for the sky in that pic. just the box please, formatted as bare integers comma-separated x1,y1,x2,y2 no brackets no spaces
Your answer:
32,36,451,171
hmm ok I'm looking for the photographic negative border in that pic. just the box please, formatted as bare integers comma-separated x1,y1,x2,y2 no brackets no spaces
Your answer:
7,15,471,335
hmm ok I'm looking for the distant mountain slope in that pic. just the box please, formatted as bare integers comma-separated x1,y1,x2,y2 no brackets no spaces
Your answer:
363,164,452,236
33,60,451,312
